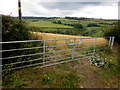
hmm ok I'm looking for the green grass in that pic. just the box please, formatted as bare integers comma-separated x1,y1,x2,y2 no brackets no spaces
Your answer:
61,20,73,24
3,44,119,88
25,18,117,37
28,20,74,29
94,45,119,87
3,61,84,88
41,67,81,88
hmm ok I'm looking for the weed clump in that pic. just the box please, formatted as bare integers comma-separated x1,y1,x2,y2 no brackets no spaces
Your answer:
89,54,109,68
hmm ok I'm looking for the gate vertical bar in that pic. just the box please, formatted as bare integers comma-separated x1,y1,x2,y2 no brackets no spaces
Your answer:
93,38,96,55
72,38,76,61
111,37,115,49
109,37,112,47
43,40,46,66
0,14,2,89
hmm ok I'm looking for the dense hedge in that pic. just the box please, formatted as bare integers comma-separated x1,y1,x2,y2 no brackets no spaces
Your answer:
104,21,120,44
2,15,33,41
2,15,43,66
87,23,100,27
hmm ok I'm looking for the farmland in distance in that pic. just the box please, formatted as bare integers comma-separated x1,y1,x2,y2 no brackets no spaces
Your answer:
25,17,117,37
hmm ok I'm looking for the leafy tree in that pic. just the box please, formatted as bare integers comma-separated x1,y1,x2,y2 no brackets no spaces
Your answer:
104,22,120,44
57,21,62,24
73,23,83,29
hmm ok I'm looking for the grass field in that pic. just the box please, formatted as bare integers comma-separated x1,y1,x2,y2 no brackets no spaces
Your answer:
26,18,116,37
3,44,119,88
28,20,74,29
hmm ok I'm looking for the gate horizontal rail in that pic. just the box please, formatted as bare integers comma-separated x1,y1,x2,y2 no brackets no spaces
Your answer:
0,37,111,44
0,37,115,70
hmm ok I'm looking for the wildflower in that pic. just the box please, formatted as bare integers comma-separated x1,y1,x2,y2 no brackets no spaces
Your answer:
95,63,98,66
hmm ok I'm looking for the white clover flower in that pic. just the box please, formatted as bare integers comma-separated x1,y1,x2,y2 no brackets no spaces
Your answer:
98,58,100,61
93,59,95,61
97,65,100,67
105,66,108,68
95,63,98,66
101,62,104,65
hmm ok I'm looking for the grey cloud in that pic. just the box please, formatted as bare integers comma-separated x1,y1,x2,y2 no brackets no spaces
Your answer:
38,2,102,10
30,9,76,17
23,1,117,18
37,0,119,2
30,11,44,15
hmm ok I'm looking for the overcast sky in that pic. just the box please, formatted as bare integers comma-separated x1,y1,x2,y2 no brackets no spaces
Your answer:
0,0,119,19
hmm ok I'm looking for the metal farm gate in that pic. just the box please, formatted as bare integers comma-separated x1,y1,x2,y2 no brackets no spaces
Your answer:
0,37,114,70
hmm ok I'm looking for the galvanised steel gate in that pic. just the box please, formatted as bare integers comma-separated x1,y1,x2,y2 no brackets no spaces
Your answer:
0,37,114,70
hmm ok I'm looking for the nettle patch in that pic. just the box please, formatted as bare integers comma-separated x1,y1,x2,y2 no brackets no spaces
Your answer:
88,54,109,68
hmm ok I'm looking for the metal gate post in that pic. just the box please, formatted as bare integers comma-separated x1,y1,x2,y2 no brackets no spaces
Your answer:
43,40,46,66
72,38,76,61
111,37,115,49
93,38,96,55
109,37,112,47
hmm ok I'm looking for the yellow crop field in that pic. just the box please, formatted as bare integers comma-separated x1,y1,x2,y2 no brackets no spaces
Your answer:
32,32,108,47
